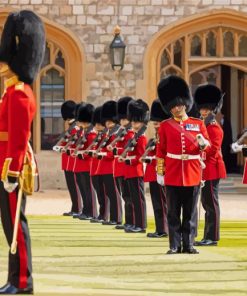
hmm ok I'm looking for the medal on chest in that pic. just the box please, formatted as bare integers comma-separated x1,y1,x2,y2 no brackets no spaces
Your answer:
185,123,200,131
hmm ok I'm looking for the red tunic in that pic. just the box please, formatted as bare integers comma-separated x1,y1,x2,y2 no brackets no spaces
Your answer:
0,78,36,175
113,129,135,178
95,133,115,175
243,161,247,184
74,131,97,172
156,117,210,186
203,121,226,181
144,148,157,183
60,126,80,171
124,134,147,179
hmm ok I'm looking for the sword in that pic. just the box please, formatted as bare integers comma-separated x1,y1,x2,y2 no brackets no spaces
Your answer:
10,173,24,255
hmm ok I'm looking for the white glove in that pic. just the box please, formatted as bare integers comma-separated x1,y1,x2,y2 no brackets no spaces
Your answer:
231,142,243,153
157,174,165,186
53,145,62,152
3,181,18,193
196,134,209,149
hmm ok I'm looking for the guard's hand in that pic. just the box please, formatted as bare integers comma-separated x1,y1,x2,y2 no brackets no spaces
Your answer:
3,177,18,193
231,142,243,153
107,145,113,151
196,134,209,150
53,145,61,152
156,174,164,186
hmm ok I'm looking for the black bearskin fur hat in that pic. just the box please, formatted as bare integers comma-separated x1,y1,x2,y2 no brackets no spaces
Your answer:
157,75,193,113
127,99,149,123
61,100,76,121
0,10,45,84
92,106,103,125
117,96,134,120
194,84,223,112
150,99,170,122
77,103,95,123
101,100,118,124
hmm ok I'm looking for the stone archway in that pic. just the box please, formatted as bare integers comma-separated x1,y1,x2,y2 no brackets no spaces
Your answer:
142,9,247,105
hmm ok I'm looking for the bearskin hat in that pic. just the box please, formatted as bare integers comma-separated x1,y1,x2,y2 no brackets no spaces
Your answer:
194,84,223,112
61,100,76,121
117,96,134,120
101,100,118,124
127,99,150,123
150,99,170,122
157,75,193,113
77,103,95,123
92,106,103,125
0,10,45,84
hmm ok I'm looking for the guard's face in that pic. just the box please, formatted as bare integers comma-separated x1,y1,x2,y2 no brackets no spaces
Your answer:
131,121,143,131
170,105,186,118
152,121,160,131
105,120,115,129
200,108,211,119
120,118,129,127
95,123,104,132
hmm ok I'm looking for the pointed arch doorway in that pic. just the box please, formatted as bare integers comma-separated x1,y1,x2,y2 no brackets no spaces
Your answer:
143,9,247,170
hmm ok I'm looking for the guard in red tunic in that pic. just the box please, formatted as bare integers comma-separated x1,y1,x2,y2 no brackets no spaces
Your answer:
73,103,97,220
194,84,226,246
0,11,45,294
89,106,109,223
120,99,149,233
156,75,210,254
142,99,169,238
107,96,135,230
95,101,122,225
55,100,82,217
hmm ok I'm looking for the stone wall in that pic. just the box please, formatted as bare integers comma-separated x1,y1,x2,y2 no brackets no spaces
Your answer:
1,0,247,106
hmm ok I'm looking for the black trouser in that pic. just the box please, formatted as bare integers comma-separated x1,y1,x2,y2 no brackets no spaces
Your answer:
166,185,200,250
64,170,80,213
75,172,97,218
126,177,146,229
201,179,220,241
99,174,122,223
91,175,109,220
115,176,134,225
0,182,33,289
149,181,168,234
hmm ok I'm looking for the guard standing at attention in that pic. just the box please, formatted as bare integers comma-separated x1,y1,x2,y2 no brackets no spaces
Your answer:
0,10,45,294
156,75,210,254
194,84,226,246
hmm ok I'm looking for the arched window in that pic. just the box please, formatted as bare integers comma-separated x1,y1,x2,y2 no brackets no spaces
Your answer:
239,35,247,57
40,43,65,150
224,31,234,57
173,40,182,68
206,32,216,56
191,35,201,56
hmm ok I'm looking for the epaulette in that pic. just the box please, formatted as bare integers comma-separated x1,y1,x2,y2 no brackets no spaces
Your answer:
190,116,203,122
161,118,171,124
15,82,25,91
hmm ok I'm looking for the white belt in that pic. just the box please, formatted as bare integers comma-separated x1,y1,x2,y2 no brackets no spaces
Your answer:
167,153,200,160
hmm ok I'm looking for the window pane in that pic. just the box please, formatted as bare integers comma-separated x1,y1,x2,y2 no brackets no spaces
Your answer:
239,35,247,57
41,43,50,68
191,35,201,56
55,51,65,68
206,32,216,56
40,69,65,150
160,49,170,68
224,31,234,57
174,41,182,68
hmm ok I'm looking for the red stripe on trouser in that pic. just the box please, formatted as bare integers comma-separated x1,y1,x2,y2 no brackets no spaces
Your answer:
9,190,28,289
210,180,218,240
137,178,144,228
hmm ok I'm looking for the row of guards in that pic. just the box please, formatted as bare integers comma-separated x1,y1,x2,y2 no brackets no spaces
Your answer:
53,75,247,255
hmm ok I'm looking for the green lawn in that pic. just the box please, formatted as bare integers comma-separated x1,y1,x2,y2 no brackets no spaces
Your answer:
0,217,247,295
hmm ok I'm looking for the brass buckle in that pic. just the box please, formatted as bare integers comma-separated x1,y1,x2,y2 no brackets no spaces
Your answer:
181,154,189,160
